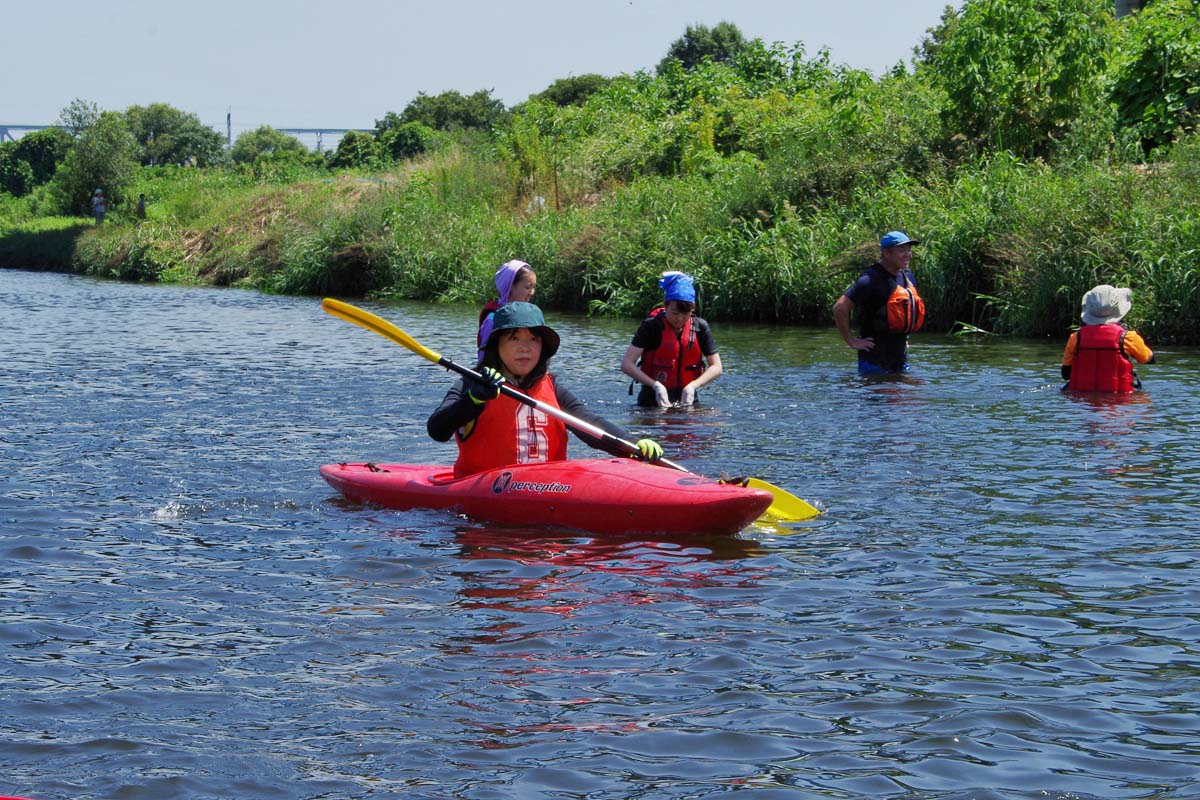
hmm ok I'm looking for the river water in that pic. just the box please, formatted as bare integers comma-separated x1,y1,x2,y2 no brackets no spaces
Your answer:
2,268,1198,800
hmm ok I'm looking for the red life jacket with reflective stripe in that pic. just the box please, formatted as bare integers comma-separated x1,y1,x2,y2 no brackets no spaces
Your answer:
454,374,568,477
1069,324,1135,393
640,307,704,391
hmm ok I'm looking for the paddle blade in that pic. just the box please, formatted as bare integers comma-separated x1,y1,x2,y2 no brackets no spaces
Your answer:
746,477,821,522
322,298,442,364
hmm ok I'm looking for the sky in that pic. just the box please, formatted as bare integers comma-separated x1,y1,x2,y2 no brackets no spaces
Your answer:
1,0,959,142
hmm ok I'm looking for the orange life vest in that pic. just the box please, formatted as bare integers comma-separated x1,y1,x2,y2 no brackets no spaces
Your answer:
1068,324,1136,393
640,307,704,391
454,374,568,477
883,272,925,333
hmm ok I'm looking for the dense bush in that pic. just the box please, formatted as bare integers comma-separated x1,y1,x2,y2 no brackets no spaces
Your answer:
231,125,309,164
927,0,1114,160
328,130,385,169
379,122,436,160
1110,0,1200,154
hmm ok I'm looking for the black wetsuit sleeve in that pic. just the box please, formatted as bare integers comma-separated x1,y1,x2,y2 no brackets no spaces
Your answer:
630,317,661,349
694,317,718,355
426,379,485,441
552,378,635,457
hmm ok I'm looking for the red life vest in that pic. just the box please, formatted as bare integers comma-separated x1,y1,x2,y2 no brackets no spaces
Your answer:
454,374,568,477
1069,324,1135,393
476,300,502,351
640,307,704,391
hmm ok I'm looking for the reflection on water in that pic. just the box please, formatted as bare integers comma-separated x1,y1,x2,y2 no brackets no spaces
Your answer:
3,270,1200,799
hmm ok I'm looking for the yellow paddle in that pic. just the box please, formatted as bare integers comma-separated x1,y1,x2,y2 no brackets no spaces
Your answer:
321,298,821,523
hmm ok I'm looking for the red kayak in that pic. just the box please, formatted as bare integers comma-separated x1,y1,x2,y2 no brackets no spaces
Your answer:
320,458,773,535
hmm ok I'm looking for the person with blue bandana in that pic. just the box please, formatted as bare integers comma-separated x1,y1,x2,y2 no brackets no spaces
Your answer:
621,271,723,407
833,231,927,374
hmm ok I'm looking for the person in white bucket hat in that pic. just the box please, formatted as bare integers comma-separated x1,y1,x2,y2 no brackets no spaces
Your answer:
1061,284,1156,392
90,188,106,225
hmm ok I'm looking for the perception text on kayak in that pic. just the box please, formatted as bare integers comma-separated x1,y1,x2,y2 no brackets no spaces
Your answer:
506,480,573,495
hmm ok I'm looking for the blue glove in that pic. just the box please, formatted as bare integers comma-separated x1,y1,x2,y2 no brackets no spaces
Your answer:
635,438,663,463
468,367,505,405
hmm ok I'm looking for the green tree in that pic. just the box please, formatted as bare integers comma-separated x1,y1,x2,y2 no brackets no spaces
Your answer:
373,111,404,138
55,98,100,136
124,103,226,166
328,129,384,168
379,122,435,159
47,111,139,215
927,0,1113,159
400,89,507,131
657,21,748,74
912,5,964,66
0,142,35,196
230,125,308,164
1110,0,1200,153
14,127,74,185
529,74,613,107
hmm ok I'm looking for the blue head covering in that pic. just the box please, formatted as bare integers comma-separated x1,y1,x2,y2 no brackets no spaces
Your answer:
658,271,696,304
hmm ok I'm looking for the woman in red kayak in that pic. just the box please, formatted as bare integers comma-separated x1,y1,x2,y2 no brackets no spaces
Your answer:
429,302,663,478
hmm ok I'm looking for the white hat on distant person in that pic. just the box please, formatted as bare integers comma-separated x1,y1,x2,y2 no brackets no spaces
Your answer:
1081,284,1132,326
94,188,102,195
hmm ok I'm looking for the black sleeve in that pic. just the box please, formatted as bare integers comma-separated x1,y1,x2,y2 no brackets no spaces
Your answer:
694,317,718,355
426,379,485,441
630,317,662,350
1061,364,1072,381
552,377,635,457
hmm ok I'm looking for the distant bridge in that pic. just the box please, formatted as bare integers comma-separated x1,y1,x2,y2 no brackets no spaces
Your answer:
274,128,370,151
0,124,55,142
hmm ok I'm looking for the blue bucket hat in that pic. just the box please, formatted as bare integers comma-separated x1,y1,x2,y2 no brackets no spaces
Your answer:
485,301,560,359
880,231,920,249
658,271,696,304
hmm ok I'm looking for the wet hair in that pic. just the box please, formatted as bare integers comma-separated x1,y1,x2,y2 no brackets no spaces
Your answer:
666,299,695,314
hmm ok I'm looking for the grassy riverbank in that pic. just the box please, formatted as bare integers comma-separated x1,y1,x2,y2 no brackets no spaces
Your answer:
5,136,1197,341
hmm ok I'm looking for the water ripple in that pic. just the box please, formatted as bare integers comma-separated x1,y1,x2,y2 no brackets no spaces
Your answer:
3,272,1200,798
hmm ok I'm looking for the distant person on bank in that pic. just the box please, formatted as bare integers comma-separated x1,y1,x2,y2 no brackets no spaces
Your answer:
136,193,147,220
833,231,926,373
1061,285,1155,392
620,271,722,407
91,189,107,225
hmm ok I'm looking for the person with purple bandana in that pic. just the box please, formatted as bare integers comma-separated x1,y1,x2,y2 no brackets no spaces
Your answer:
477,259,538,359
621,271,723,407
833,230,927,374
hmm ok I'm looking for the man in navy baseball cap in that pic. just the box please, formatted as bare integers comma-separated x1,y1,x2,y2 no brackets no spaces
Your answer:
833,231,927,373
